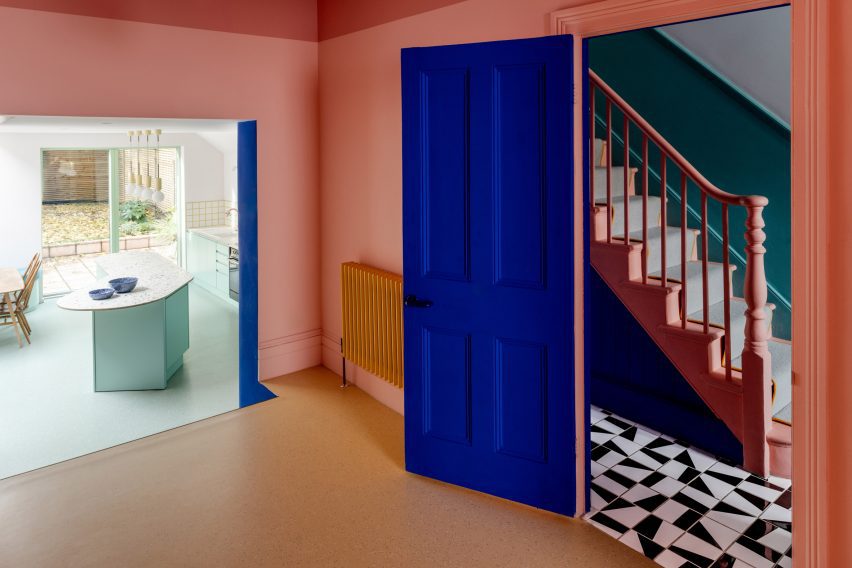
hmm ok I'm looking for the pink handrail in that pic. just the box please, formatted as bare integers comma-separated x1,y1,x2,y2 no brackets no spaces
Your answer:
589,70,767,209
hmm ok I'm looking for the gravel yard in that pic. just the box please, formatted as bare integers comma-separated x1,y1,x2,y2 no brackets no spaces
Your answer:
42,202,109,245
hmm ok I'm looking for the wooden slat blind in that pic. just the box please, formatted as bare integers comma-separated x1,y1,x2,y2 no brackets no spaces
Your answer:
41,150,109,203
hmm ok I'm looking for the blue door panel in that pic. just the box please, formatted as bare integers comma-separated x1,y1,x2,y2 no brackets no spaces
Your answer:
496,339,547,462
494,64,546,289
422,68,471,282
423,327,472,445
402,35,576,515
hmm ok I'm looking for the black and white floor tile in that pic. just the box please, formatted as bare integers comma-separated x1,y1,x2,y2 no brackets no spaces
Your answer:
586,406,792,568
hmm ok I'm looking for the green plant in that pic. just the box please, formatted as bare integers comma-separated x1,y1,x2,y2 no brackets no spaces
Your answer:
118,221,150,237
119,200,154,223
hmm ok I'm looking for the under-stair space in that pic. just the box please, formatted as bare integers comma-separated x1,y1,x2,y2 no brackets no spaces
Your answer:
588,70,791,478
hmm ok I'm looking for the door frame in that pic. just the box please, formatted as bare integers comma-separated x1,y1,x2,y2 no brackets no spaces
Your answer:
551,0,821,563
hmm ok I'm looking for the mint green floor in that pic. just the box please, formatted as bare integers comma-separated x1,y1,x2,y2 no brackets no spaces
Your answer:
0,283,239,479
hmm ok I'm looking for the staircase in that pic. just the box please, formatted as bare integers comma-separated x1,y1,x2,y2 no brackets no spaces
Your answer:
588,70,791,478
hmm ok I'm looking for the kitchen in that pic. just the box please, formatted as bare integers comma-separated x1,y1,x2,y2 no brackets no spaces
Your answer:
0,116,243,479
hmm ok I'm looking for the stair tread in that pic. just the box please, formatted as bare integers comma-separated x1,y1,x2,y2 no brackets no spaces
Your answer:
627,224,698,239
687,296,775,323
648,260,735,324
648,259,733,281
688,297,774,368
593,165,635,171
731,338,792,423
594,194,660,207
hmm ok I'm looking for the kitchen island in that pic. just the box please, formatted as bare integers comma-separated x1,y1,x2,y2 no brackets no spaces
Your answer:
58,252,193,392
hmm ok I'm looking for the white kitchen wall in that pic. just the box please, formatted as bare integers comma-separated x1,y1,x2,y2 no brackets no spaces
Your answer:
0,129,236,269
658,6,790,125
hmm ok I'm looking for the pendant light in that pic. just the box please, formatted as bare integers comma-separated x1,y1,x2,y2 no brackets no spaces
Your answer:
126,131,138,198
139,130,153,201
151,129,165,203
134,130,146,198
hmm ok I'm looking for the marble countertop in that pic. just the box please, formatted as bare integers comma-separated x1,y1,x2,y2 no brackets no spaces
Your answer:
189,226,239,248
57,252,193,311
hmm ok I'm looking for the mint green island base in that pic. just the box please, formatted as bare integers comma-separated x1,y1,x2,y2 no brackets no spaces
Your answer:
57,252,194,392
92,284,190,391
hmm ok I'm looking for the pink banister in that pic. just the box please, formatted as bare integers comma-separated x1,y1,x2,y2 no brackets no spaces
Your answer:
741,204,772,476
623,115,630,244
606,100,613,243
660,155,667,287
680,174,687,330
590,84,595,206
641,135,648,284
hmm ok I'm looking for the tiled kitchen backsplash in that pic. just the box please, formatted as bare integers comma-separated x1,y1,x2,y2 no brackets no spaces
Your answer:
186,200,236,228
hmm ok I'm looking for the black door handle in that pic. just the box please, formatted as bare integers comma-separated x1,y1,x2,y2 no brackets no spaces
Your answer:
404,294,433,308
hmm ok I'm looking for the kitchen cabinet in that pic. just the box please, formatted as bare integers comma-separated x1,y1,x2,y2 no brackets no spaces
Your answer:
186,230,216,289
186,230,237,304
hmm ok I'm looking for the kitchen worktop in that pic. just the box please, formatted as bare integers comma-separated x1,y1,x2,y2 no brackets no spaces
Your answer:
57,252,193,312
188,226,239,248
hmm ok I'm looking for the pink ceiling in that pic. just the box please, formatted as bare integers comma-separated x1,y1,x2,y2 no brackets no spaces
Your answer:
0,0,318,41
318,0,467,40
0,0,471,42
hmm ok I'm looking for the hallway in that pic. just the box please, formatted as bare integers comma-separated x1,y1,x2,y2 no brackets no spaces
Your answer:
0,367,653,567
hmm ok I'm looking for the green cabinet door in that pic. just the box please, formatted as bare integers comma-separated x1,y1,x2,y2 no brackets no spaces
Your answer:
186,231,216,288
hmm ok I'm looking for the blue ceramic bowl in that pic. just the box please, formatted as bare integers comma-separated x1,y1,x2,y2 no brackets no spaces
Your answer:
108,277,138,294
89,288,115,300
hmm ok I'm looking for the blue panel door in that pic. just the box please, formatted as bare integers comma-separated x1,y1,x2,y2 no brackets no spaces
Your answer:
402,36,575,515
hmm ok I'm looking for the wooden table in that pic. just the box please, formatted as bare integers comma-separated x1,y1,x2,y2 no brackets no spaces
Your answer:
0,267,24,347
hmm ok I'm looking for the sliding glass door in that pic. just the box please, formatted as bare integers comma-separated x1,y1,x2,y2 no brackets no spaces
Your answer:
114,146,181,264
41,146,183,297
41,149,111,296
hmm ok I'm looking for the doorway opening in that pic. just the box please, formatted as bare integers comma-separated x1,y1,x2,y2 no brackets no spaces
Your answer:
582,6,793,567
0,116,271,480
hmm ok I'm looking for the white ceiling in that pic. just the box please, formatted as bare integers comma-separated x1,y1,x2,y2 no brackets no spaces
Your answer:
0,115,238,134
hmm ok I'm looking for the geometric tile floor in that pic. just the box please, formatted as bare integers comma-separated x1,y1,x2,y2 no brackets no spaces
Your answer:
586,406,792,568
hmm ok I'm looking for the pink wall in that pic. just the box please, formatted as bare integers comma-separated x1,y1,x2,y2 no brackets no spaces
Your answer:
0,6,321,379
318,0,578,405
0,0,318,41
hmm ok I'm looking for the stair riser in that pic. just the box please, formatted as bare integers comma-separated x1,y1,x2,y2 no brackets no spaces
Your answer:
645,230,697,273
593,167,636,200
681,266,730,316
607,196,662,239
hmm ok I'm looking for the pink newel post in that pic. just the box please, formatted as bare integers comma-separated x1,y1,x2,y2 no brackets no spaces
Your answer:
741,198,772,477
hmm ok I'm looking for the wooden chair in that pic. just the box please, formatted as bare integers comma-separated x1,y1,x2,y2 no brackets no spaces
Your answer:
0,255,40,343
21,253,39,285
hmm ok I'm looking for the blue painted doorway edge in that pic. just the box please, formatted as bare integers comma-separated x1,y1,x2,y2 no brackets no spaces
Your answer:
238,120,275,407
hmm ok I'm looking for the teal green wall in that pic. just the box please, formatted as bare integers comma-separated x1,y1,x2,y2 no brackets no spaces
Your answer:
589,29,791,338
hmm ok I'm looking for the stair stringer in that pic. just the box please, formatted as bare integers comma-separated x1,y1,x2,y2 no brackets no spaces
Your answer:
591,240,746,446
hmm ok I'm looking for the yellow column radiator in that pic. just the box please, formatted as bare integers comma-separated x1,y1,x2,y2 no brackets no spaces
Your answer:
341,262,404,388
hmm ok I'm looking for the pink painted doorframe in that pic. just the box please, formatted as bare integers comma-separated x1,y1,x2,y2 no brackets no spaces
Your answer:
550,1,825,565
